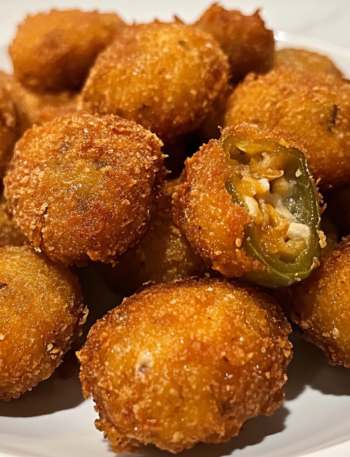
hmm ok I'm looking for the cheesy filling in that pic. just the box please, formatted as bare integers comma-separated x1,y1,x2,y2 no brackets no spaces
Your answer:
231,149,310,262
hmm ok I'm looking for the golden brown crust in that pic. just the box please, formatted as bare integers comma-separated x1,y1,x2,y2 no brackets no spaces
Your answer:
4,113,165,266
173,138,253,277
225,67,350,190
195,4,274,84
275,48,342,77
9,10,126,92
0,73,18,180
0,245,86,400
0,194,27,247
78,277,292,453
173,123,307,277
99,180,211,296
81,22,229,143
291,237,350,367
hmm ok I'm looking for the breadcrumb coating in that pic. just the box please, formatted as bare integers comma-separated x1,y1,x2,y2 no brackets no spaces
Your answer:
99,180,210,296
195,4,274,84
291,237,350,367
275,48,342,77
173,134,254,277
4,113,164,265
0,245,86,400
225,68,350,190
9,10,126,92
0,73,18,180
78,277,292,453
81,22,229,143
173,123,314,278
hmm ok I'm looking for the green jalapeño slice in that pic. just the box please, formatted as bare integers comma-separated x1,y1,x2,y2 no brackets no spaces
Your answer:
221,128,321,287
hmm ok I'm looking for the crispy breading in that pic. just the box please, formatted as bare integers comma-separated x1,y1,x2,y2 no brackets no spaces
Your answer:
225,67,350,190
173,123,313,278
78,277,291,453
195,4,274,84
9,10,126,92
291,237,350,367
173,134,253,277
4,113,165,265
0,245,86,400
81,22,229,143
0,74,18,180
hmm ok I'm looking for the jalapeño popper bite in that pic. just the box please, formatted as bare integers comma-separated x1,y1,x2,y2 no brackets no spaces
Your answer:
173,123,322,287
78,277,292,454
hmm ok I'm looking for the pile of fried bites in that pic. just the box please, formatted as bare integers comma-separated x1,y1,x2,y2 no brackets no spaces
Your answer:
1,3,350,454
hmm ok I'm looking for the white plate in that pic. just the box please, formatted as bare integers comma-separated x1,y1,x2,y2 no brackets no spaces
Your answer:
1,3,350,457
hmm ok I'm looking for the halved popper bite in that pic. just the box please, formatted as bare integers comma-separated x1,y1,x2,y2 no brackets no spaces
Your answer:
173,123,322,287
223,125,322,286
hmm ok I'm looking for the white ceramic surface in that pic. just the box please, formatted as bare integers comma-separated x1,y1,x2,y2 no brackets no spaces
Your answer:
1,2,350,457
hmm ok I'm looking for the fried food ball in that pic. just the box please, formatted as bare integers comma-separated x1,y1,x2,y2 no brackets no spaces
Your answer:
291,237,350,367
4,113,164,266
195,4,274,85
275,48,342,77
0,74,18,180
81,23,229,143
225,68,350,190
9,10,126,92
78,277,292,453
0,194,27,247
99,180,210,296
173,123,321,284
0,245,86,400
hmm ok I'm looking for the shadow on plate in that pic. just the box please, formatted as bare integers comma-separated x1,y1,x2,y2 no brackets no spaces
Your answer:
285,331,350,401
136,406,289,457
